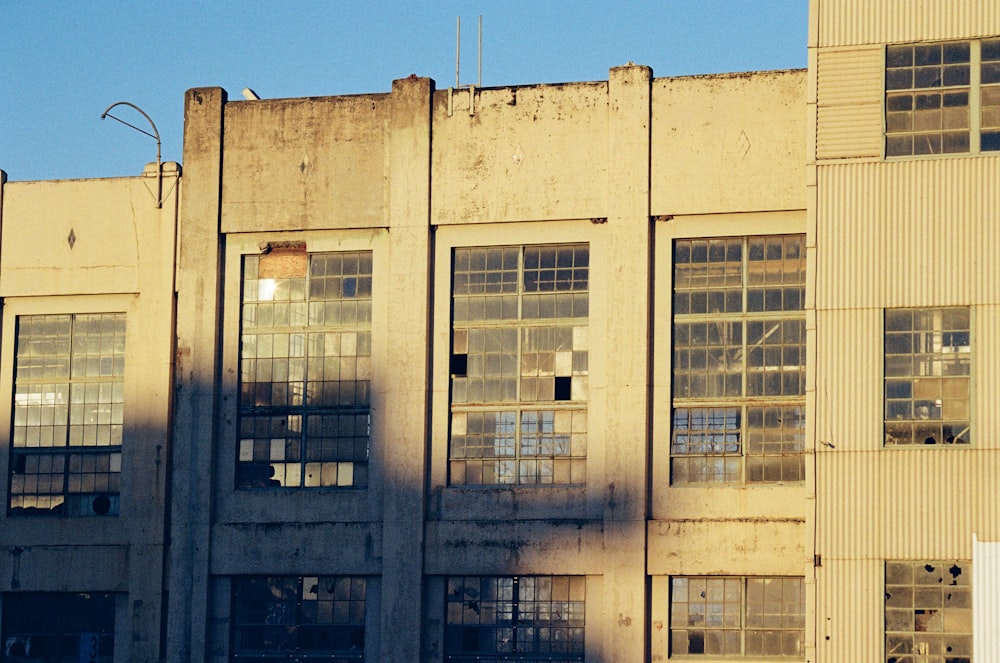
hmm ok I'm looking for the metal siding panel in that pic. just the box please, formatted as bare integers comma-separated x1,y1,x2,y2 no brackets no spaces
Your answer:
816,159,1000,311
815,560,882,663
818,0,1000,47
816,48,882,159
973,535,1000,660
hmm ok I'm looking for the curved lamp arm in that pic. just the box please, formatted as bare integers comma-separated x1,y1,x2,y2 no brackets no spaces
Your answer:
100,101,163,207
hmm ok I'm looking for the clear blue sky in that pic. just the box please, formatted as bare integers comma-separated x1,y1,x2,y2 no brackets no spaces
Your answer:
1,1,808,182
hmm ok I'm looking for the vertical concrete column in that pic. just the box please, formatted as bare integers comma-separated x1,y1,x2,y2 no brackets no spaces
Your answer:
167,87,227,663
123,163,182,663
602,64,652,662
379,75,434,662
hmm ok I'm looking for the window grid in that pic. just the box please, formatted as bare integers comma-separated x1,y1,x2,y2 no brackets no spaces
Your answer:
9,313,125,516
1,592,116,662
671,236,806,484
449,245,588,486
238,251,372,489
885,561,972,663
231,575,366,661
445,575,585,662
670,577,805,657
884,307,970,446
886,37,1000,156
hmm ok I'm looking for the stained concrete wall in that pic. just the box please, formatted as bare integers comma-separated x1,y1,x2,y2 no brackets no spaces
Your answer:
0,164,179,663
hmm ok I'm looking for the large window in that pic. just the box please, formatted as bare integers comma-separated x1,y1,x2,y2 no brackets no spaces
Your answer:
671,236,806,483
2,592,115,662
449,244,588,486
886,37,1000,156
670,577,804,657
445,575,585,662
884,307,970,446
885,561,972,663
8,313,125,516
238,249,372,489
231,576,366,661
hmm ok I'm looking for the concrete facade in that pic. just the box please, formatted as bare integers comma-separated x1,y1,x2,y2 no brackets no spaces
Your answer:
0,2,997,662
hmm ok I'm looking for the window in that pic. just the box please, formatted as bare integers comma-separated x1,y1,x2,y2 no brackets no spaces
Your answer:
445,575,585,662
884,307,970,445
2,592,115,662
670,577,804,657
885,561,972,663
886,37,1000,156
231,576,365,661
449,244,588,486
237,250,372,488
8,313,125,516
671,236,806,483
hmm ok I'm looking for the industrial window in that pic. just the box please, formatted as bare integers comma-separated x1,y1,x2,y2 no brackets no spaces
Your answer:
1,592,115,662
671,236,806,483
231,576,365,661
884,307,970,446
237,249,372,489
886,37,1000,156
449,244,588,486
8,313,125,516
445,575,585,662
670,577,804,657
885,561,972,663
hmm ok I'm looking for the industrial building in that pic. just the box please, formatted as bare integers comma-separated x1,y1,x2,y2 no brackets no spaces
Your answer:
0,1,997,661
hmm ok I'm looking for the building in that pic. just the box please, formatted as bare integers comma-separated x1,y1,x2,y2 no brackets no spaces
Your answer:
0,1,997,661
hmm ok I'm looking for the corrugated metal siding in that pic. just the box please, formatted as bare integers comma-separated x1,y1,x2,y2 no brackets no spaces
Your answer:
818,0,1000,47
816,48,882,160
815,560,882,663
973,535,1000,661
816,159,1000,310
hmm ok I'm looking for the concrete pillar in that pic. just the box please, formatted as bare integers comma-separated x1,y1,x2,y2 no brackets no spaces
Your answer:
167,87,227,663
378,75,434,662
602,64,652,662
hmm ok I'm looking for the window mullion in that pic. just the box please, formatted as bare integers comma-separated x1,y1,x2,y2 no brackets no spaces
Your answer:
972,39,982,153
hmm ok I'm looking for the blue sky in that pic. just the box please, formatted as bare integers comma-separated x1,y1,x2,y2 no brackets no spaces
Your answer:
1,1,808,181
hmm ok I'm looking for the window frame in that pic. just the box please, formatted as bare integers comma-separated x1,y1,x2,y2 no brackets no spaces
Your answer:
669,234,807,485
2,299,132,518
230,575,367,661
883,306,971,447
668,576,806,658
884,560,972,663
444,575,586,662
1,591,117,662
885,36,1000,158
446,242,591,488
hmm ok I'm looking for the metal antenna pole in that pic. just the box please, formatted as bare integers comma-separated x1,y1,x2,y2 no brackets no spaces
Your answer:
456,16,461,89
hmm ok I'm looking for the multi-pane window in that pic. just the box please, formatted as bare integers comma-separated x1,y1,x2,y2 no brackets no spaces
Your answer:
884,308,970,445
231,576,366,661
671,236,806,483
670,577,805,657
886,37,1000,156
1,592,116,662
8,313,125,516
449,244,588,486
445,576,585,662
238,250,372,489
885,561,972,663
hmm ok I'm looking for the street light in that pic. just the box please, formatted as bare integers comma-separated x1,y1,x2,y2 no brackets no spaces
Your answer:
100,101,163,208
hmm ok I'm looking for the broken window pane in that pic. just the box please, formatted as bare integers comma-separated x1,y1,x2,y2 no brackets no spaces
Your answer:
884,307,970,445
238,252,372,489
450,245,588,486
884,561,971,663
671,236,805,484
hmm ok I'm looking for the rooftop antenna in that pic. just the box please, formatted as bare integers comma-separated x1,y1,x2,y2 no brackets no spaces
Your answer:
455,15,482,88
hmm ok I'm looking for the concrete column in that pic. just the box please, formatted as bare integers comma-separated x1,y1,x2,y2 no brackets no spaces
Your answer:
602,64,652,662
167,86,227,663
378,75,434,662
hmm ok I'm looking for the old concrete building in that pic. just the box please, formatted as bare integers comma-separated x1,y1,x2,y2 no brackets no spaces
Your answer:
0,1,998,662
